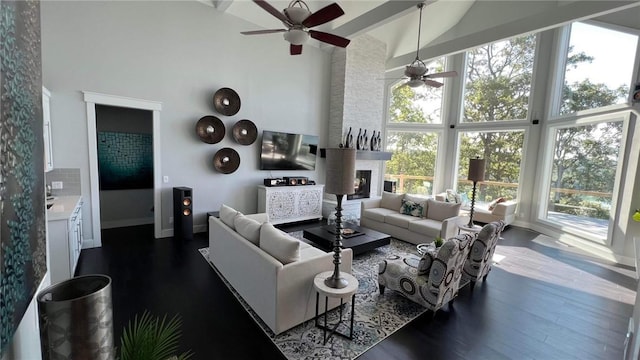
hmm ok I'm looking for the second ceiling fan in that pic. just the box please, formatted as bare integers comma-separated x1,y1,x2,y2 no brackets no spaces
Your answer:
399,3,457,88
241,0,351,56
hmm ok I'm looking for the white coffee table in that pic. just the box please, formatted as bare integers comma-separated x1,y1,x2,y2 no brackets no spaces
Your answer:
313,271,358,344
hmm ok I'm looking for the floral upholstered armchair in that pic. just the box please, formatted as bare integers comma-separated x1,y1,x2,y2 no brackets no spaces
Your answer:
462,220,505,289
377,233,474,313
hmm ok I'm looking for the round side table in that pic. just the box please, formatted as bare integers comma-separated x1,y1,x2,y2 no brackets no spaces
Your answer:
458,221,483,235
313,271,359,344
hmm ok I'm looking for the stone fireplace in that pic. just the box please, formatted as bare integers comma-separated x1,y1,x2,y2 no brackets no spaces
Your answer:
348,170,371,200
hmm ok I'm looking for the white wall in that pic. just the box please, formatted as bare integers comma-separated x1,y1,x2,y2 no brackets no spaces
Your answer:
41,1,332,239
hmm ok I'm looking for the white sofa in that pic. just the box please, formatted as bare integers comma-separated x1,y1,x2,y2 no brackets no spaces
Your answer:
435,192,517,225
360,192,463,245
208,205,353,335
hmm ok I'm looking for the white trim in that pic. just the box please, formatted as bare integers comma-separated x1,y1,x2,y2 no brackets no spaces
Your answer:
83,91,163,243
160,224,206,239
101,217,154,229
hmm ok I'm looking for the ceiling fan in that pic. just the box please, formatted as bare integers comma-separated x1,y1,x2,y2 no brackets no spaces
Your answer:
399,3,458,88
241,0,351,55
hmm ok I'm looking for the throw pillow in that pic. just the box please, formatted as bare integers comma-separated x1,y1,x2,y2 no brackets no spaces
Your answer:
234,214,262,245
445,189,458,203
400,199,424,218
260,223,300,264
404,194,428,216
488,197,506,211
220,204,239,229
426,199,461,222
380,191,404,211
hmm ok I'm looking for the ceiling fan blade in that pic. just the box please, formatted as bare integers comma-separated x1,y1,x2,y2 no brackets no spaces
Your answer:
253,0,291,26
308,30,350,48
302,3,344,28
241,29,287,35
290,44,303,55
424,79,444,88
426,70,458,79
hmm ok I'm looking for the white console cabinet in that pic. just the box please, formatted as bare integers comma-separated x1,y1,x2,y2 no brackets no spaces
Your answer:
258,185,324,224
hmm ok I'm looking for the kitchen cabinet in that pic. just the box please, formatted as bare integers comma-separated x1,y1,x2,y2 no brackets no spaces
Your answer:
47,196,83,284
42,86,53,172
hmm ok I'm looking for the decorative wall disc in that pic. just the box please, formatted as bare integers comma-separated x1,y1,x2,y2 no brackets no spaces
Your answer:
196,116,225,144
232,119,257,145
213,87,241,116
213,147,240,174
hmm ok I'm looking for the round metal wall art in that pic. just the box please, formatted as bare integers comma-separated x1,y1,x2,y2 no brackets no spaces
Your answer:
196,116,225,144
213,147,240,174
232,119,258,145
213,87,241,116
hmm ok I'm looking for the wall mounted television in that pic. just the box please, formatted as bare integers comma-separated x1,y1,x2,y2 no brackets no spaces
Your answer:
260,130,319,171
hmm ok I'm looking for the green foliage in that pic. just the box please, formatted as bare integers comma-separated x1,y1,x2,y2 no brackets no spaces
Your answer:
434,236,444,248
120,312,193,360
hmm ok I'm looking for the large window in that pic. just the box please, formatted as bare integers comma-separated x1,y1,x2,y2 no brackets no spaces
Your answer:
463,35,536,122
543,120,623,239
385,131,439,195
388,58,444,124
560,22,638,115
456,130,524,203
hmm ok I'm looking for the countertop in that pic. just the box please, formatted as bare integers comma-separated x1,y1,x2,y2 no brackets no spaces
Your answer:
47,195,82,221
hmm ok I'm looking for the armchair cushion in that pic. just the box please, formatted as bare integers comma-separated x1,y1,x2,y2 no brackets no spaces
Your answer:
426,199,461,222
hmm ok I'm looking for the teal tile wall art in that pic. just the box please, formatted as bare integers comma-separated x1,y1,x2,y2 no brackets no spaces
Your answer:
0,0,47,356
97,132,153,190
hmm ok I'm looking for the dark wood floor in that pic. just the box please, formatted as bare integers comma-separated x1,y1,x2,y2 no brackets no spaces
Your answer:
76,222,636,360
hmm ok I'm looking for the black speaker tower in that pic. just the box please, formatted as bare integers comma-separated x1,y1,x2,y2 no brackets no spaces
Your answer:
173,187,193,239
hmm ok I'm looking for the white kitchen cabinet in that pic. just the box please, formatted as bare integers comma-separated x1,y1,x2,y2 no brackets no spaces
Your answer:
48,196,83,284
257,185,324,225
42,86,54,172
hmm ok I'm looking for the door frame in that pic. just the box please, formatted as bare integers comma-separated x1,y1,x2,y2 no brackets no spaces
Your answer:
83,91,162,246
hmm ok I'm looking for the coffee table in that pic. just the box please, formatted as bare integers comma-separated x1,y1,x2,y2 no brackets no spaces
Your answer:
303,224,391,255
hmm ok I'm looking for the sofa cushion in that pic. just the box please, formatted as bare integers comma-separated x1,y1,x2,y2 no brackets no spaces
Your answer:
380,191,404,211
407,218,442,237
384,213,417,228
260,223,300,264
400,199,424,218
362,207,397,222
234,214,262,245
220,204,240,229
426,199,460,222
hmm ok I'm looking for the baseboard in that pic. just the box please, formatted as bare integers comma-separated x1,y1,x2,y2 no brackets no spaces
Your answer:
101,217,154,229
160,224,206,239
82,238,98,249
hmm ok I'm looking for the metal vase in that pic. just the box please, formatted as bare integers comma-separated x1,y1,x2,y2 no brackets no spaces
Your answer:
37,274,114,360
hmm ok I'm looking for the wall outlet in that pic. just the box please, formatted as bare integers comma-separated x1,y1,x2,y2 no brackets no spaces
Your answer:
163,176,169,183
51,181,63,189
169,217,173,224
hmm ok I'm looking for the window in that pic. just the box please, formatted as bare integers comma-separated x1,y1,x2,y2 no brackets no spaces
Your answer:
560,22,638,115
388,58,444,124
385,131,439,194
463,35,536,122
456,130,524,203
543,120,623,239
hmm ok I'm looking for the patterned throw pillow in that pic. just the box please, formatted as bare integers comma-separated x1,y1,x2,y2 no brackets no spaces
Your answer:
400,199,424,217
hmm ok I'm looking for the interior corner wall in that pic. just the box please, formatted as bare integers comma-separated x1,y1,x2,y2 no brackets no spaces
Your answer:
328,34,387,196
40,1,331,238
95,105,154,229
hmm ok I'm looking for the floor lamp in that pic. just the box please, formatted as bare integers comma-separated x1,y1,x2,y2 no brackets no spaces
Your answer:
324,147,356,289
467,158,486,227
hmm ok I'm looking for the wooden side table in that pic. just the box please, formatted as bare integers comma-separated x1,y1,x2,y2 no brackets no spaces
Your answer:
313,271,358,344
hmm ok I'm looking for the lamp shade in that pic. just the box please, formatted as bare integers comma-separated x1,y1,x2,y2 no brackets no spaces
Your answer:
468,158,486,182
325,148,356,195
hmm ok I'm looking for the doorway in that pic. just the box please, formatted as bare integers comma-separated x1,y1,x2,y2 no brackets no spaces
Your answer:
84,92,162,247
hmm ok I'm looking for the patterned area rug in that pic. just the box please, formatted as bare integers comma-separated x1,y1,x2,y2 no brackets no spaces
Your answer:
198,232,426,360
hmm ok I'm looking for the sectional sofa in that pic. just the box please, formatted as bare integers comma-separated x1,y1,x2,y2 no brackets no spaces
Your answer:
208,205,353,335
360,192,463,245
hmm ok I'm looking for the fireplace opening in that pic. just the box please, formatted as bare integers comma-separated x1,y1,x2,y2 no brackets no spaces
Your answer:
348,170,371,200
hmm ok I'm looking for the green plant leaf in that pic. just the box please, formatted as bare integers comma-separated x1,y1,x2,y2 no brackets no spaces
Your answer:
120,311,193,360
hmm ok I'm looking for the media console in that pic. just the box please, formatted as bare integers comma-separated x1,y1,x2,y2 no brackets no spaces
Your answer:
258,184,324,225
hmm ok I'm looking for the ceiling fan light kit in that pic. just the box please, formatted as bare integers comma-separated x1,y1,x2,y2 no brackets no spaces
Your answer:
242,0,350,55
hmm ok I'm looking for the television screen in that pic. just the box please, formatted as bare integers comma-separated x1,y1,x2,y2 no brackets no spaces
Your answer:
260,130,318,170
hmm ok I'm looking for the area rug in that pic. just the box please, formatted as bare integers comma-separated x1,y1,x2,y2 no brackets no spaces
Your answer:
198,234,426,360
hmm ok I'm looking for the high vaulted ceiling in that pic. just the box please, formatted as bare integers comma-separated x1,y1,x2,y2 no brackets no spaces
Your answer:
203,0,640,71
